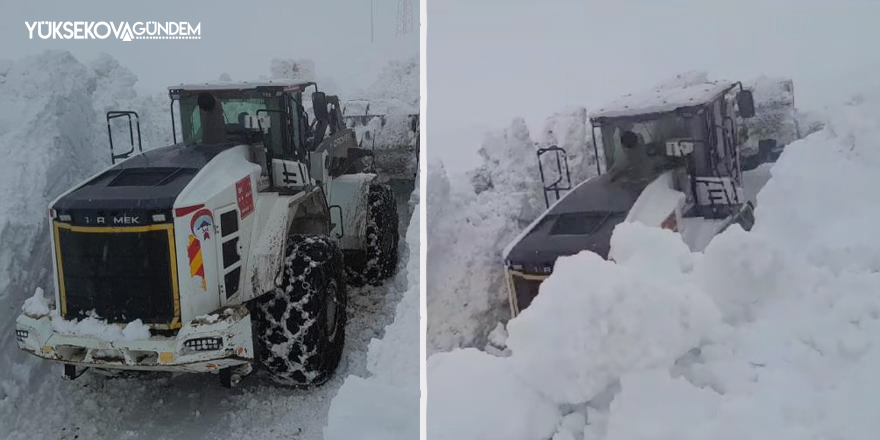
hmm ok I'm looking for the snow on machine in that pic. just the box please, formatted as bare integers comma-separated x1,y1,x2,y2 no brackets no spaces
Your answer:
739,77,801,170
15,80,400,387
504,80,761,316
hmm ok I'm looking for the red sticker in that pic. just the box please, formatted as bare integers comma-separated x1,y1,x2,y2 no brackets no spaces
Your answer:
236,176,254,219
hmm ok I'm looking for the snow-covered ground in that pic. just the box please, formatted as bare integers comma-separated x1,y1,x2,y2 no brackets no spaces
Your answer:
428,90,880,438
0,50,418,440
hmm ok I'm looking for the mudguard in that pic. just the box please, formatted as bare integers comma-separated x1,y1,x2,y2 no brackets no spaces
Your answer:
327,174,375,251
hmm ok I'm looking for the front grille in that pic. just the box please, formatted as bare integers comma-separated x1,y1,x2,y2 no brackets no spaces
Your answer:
54,222,180,328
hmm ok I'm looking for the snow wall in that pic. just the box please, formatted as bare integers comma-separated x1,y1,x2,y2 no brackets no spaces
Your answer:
0,51,173,408
427,92,880,439
323,175,420,439
427,108,597,354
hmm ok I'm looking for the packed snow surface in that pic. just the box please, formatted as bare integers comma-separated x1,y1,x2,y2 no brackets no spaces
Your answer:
429,90,880,438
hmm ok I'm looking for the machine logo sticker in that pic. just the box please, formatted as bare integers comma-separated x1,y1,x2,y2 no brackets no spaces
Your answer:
187,209,214,292
235,176,254,219
190,209,214,240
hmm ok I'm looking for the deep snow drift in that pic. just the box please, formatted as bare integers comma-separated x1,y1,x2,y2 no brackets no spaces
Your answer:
427,109,596,353
0,50,418,440
428,92,880,439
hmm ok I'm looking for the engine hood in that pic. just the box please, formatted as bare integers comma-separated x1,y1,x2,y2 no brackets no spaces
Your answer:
52,142,236,226
505,168,662,268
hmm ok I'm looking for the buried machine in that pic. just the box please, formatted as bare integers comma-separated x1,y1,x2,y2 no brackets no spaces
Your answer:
504,80,768,316
15,80,402,387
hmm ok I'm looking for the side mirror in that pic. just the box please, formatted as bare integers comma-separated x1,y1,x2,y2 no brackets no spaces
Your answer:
312,92,329,122
737,90,755,118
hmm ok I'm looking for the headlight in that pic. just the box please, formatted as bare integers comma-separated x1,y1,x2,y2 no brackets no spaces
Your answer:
183,337,222,352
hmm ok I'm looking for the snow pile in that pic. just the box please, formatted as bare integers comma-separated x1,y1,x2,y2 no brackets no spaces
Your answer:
21,287,51,317
428,109,596,353
507,227,719,405
51,313,151,341
429,92,880,438
351,56,419,110
323,177,420,440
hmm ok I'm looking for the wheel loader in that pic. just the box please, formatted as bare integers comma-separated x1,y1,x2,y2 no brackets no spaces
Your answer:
504,80,760,316
342,98,419,198
15,80,400,387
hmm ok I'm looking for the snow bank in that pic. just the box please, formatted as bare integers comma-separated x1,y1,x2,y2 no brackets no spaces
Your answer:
428,110,596,353
427,349,559,440
323,178,420,440
0,50,165,405
429,91,880,438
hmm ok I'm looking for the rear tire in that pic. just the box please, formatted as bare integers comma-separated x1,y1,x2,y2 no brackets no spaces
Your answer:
253,234,347,386
346,183,399,287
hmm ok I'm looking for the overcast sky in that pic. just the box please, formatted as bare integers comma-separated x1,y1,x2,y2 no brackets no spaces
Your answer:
429,0,880,172
1,0,418,95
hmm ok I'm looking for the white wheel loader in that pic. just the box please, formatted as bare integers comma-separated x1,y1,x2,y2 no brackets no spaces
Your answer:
14,80,400,387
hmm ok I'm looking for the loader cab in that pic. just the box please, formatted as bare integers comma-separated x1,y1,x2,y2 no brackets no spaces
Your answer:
169,81,318,163
589,81,754,219
505,80,756,316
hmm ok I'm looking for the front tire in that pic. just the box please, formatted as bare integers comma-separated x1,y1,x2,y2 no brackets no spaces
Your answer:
346,183,399,287
253,234,347,386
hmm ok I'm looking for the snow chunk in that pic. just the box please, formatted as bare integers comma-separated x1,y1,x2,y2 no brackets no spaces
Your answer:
21,287,50,317
121,319,150,340
624,171,685,228
51,313,150,342
427,349,560,440
193,313,220,324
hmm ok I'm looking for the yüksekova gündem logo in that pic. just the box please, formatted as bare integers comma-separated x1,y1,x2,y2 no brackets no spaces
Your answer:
25,21,201,41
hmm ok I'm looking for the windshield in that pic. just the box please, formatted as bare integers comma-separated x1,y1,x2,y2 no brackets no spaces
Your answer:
600,112,696,178
178,92,285,152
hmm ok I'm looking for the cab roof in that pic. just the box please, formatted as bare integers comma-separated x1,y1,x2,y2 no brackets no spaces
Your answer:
168,79,315,92
590,81,735,120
